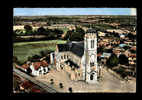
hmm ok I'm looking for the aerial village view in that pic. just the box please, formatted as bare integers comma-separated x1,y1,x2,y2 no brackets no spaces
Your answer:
13,8,136,93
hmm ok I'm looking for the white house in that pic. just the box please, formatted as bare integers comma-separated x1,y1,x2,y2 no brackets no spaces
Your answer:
30,60,49,76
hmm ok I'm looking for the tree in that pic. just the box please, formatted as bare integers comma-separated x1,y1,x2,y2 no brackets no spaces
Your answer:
37,27,46,35
119,54,128,65
123,46,130,50
53,29,64,38
48,32,57,39
24,25,32,31
64,30,72,40
97,46,105,53
30,55,41,62
76,27,85,34
70,31,84,41
106,53,119,68
24,25,33,35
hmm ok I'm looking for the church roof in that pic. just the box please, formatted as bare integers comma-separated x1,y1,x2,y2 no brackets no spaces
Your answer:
57,42,84,57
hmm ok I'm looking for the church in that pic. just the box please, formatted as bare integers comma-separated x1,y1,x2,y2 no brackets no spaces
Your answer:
50,29,101,84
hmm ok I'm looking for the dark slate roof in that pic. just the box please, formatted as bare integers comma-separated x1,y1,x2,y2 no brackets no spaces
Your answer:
86,28,97,33
57,44,69,52
57,42,84,57
70,42,84,57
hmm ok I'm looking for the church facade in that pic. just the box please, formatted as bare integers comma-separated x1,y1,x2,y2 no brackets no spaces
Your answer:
50,29,101,83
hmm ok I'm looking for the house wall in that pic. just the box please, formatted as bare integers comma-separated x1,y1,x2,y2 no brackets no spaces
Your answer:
30,65,48,76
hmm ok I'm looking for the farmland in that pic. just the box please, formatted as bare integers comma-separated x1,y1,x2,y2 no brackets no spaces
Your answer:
13,40,67,64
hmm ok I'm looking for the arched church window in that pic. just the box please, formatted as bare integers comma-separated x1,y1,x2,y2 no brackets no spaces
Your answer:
91,40,93,48
91,40,95,48
92,40,94,48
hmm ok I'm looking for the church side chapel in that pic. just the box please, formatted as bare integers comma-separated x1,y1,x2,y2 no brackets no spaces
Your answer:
50,29,101,84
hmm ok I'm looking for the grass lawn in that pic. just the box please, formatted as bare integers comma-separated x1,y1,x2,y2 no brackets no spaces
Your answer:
13,40,67,64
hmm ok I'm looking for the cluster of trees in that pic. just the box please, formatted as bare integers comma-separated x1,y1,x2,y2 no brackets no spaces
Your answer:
14,25,64,36
13,16,80,25
13,25,64,41
106,53,129,68
106,54,132,78
64,27,85,41
13,25,86,42
27,50,51,63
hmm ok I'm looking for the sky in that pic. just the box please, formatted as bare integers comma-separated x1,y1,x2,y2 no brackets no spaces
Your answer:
14,8,136,16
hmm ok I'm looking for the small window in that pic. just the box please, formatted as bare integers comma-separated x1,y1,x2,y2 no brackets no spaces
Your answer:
61,56,63,59
91,40,95,48
92,40,94,48
43,68,46,72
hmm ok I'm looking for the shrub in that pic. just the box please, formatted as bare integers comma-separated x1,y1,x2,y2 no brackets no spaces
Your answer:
119,54,128,65
106,53,119,68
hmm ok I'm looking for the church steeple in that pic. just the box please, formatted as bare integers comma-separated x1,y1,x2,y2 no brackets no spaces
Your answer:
84,29,98,83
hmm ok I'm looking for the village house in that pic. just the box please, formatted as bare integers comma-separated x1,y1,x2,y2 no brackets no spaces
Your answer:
98,31,106,37
50,29,102,84
100,52,111,59
30,60,49,76
124,40,136,47
120,34,125,39
128,54,136,65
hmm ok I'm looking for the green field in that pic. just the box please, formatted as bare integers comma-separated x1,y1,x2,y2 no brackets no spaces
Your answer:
60,28,69,33
13,40,67,63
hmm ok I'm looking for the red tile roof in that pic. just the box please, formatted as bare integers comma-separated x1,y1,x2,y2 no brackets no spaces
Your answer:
41,60,48,67
33,62,41,70
129,54,136,58
130,47,136,51
32,60,48,70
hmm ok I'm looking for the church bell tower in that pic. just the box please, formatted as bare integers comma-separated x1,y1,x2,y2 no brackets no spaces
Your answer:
84,29,98,83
